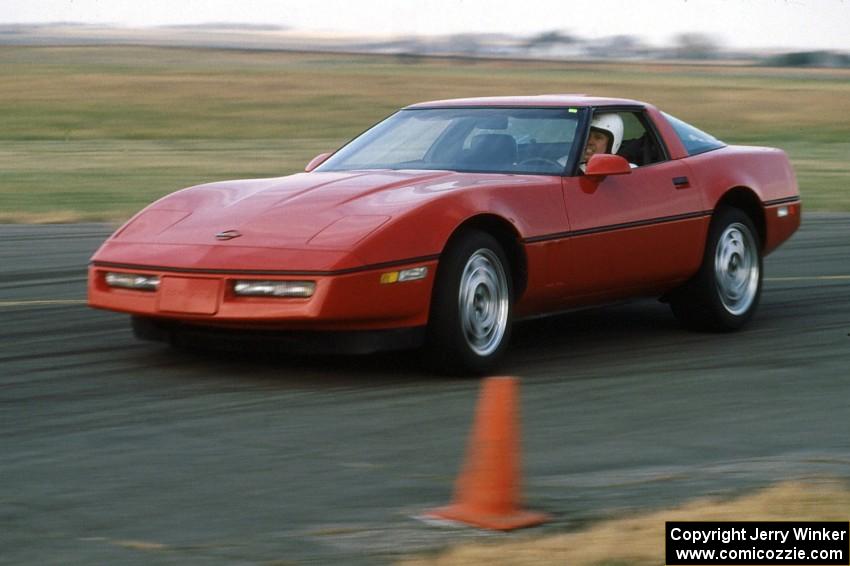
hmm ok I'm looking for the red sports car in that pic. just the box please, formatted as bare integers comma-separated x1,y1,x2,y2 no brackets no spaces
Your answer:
88,95,801,373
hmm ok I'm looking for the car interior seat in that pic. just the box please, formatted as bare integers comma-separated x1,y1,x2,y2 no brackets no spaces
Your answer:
617,133,663,167
466,134,518,169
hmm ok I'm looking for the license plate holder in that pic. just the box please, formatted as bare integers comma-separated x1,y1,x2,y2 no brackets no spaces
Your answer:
157,276,221,315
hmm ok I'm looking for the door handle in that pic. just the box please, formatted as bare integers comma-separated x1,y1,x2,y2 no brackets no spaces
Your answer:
672,176,690,189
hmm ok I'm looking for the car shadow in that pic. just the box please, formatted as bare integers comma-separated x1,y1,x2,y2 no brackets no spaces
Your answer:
135,298,687,388
511,298,682,351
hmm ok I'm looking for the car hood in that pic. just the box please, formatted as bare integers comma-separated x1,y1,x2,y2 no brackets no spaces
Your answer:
110,170,471,249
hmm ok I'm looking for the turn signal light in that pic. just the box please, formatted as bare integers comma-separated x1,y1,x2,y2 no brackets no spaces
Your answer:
380,266,428,284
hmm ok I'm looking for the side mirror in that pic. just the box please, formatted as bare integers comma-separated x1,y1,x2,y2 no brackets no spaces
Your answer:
305,152,333,172
584,154,632,177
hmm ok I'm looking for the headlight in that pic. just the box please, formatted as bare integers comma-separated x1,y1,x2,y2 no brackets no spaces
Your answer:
233,280,316,298
105,272,160,291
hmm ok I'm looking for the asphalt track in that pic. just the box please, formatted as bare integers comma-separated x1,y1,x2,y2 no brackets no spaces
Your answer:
2,215,849,565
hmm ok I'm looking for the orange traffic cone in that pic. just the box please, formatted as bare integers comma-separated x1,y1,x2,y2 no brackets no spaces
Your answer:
423,376,549,530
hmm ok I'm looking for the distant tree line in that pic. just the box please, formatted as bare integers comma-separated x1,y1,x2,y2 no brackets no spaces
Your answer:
765,50,850,68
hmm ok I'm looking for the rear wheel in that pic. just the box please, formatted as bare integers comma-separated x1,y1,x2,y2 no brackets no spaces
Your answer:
426,230,513,374
670,207,762,331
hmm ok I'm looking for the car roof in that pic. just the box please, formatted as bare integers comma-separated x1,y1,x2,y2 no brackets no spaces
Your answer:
405,95,648,109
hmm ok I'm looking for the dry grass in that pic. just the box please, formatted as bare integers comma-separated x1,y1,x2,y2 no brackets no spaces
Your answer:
0,210,87,224
400,481,850,566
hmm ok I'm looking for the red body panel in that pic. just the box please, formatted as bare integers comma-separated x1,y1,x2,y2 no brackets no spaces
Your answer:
554,160,708,300
407,95,647,110
88,96,801,334
683,145,801,254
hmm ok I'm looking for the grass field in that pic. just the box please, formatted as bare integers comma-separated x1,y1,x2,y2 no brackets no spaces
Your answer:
1,46,849,221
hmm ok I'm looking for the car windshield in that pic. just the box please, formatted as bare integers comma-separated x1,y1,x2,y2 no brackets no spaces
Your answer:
316,107,582,175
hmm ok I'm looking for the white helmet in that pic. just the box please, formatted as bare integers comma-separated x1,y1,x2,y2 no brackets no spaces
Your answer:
589,113,624,154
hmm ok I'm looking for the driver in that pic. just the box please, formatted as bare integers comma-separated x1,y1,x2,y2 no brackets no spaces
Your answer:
578,113,624,172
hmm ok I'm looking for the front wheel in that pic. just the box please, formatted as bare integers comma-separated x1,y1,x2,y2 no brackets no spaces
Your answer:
670,207,762,331
426,230,513,374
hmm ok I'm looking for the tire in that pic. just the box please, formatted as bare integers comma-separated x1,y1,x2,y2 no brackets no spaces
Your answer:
669,207,762,331
426,230,513,375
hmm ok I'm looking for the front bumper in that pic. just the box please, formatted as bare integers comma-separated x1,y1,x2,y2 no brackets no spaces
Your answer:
88,259,437,332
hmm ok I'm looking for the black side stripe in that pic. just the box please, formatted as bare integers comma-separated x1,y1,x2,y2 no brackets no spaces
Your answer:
91,254,441,277
764,196,801,206
523,210,712,244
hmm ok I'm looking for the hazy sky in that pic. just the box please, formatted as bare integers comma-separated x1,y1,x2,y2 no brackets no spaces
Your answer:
5,0,850,50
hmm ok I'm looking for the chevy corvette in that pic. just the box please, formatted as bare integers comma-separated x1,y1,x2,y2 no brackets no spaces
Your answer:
88,95,801,373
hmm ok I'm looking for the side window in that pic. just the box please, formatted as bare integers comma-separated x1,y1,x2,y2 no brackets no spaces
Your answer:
615,111,668,167
661,112,726,156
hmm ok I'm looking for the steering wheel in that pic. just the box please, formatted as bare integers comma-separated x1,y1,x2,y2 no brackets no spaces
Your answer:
517,157,562,170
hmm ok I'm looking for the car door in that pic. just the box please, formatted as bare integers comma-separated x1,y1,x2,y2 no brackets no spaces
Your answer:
553,111,709,302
